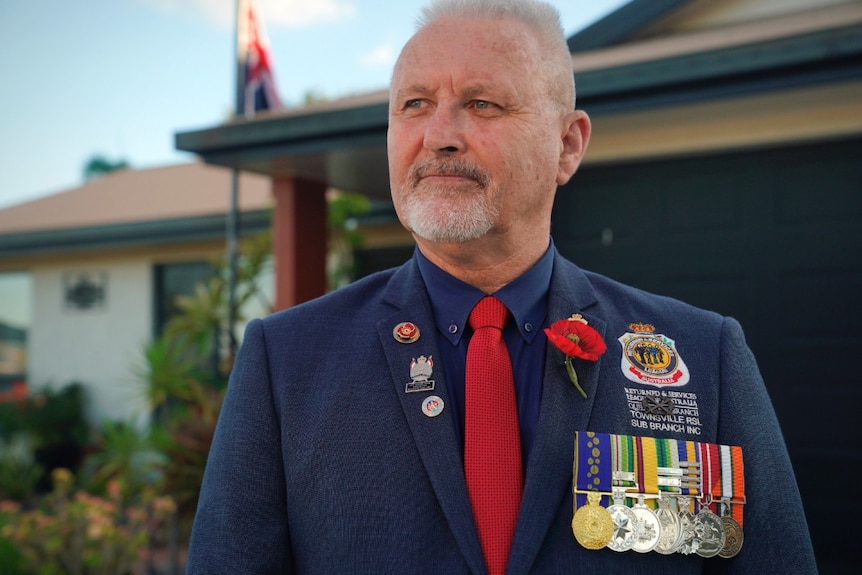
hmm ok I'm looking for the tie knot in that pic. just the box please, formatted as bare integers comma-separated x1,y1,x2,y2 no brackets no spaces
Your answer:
468,296,509,331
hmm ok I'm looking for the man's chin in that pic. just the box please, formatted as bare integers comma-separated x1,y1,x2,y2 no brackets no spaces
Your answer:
410,222,491,244
412,180,484,197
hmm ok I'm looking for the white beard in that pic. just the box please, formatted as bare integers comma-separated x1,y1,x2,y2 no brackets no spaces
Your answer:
399,187,496,243
397,159,498,243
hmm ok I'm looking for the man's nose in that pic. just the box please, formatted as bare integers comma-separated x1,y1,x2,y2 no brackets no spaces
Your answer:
423,106,465,154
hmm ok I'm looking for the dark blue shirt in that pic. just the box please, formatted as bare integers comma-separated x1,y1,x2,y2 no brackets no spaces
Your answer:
415,242,554,468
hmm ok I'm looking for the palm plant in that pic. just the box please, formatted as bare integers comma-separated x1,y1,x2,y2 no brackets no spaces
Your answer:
136,231,272,534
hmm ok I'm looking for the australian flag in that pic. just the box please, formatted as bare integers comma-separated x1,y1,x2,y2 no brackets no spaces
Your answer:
237,0,282,117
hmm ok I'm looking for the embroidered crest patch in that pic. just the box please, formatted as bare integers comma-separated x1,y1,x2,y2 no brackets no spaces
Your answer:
618,325,690,387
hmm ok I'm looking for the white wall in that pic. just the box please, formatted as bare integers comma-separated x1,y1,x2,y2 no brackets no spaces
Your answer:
29,259,153,427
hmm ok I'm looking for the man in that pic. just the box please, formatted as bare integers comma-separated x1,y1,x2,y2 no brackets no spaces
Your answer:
186,1,817,573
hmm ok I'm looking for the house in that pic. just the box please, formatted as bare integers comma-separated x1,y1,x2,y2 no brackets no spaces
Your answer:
0,163,273,425
174,1,862,571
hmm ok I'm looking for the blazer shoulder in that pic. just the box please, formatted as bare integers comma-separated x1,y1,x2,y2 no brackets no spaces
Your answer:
259,260,417,330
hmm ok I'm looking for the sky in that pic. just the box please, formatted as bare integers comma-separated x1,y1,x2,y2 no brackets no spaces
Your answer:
0,0,630,211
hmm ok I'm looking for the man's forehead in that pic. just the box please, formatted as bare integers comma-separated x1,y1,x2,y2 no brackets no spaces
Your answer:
392,19,540,89
398,15,539,63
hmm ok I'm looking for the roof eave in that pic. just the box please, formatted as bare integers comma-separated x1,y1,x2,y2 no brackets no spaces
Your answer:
577,24,862,114
175,101,389,162
567,0,691,52
0,210,271,258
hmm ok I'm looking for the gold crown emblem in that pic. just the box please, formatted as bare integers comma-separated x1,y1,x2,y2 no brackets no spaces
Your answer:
629,322,656,334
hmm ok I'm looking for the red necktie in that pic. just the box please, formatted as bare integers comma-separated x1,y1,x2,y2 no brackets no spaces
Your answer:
465,296,523,575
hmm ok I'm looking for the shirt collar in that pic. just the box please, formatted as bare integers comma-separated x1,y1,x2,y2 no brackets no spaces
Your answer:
415,240,555,345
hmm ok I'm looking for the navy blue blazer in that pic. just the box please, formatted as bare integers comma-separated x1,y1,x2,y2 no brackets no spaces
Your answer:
187,251,817,574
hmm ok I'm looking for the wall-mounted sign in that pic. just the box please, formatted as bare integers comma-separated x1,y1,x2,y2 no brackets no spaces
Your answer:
63,271,107,311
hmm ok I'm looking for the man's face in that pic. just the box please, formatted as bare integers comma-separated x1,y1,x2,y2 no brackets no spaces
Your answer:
387,16,569,245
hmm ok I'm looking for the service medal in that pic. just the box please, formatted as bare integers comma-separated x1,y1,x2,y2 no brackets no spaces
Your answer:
693,508,726,558
606,489,639,552
572,491,614,550
676,496,697,555
630,496,662,553
654,495,684,554
718,514,744,558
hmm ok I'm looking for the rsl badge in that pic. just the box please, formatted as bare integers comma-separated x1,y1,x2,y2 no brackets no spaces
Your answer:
618,323,690,387
405,355,435,393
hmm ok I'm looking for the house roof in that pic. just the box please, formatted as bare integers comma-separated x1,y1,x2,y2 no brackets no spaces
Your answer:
573,1,862,113
0,162,271,234
0,163,272,257
174,0,862,195
567,0,691,51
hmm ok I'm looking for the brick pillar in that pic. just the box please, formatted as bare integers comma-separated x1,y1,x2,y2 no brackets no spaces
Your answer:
271,177,328,310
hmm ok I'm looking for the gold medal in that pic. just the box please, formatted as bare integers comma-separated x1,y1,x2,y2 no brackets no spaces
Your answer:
572,491,614,550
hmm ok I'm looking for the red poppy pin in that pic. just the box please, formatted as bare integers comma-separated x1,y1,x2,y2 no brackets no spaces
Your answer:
544,314,607,398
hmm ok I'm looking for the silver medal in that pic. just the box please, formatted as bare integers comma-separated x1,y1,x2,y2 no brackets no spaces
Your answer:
676,496,698,555
693,507,726,558
654,495,683,555
606,488,638,552
630,495,662,553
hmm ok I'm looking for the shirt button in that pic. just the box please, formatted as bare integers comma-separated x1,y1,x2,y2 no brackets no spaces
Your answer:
449,324,458,334
525,323,533,332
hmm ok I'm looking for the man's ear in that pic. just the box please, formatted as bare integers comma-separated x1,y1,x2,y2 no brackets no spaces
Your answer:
557,110,591,185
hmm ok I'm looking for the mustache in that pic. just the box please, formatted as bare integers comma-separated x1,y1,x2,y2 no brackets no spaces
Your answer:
409,159,490,188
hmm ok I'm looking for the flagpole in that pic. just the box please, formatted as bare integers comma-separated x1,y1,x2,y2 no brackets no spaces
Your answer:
227,0,245,360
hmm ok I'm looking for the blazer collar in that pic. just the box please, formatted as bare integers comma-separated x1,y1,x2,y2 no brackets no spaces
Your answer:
377,259,487,574
508,252,606,573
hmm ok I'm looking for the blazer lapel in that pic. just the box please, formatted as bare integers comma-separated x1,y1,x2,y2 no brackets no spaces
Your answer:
507,256,608,575
376,261,486,575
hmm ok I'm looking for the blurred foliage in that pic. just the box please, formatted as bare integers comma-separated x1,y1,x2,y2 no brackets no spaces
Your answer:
0,435,41,504
0,229,271,570
302,89,330,105
159,229,272,376
149,381,223,523
80,422,164,510
82,155,129,181
1,468,174,575
0,193,369,570
0,383,90,493
328,191,371,289
135,230,271,534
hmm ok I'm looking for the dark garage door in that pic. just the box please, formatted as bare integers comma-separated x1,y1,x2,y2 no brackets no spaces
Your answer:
553,136,862,573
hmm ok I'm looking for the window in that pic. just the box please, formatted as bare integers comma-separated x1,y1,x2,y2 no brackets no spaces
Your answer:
0,272,31,401
153,261,215,336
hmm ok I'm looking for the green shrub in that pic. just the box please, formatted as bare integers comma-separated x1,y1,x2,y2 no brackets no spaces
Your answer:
0,382,90,502
0,435,42,502
1,468,175,575
0,501,25,574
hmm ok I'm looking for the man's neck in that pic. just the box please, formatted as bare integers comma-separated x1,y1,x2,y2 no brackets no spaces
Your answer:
414,233,550,294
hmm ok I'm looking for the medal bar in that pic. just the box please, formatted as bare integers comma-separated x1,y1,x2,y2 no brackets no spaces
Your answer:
571,431,744,559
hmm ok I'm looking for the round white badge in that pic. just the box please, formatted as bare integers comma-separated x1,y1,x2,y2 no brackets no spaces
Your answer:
421,395,444,417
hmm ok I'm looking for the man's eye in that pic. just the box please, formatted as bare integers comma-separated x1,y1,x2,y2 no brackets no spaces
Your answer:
474,100,492,110
406,99,423,109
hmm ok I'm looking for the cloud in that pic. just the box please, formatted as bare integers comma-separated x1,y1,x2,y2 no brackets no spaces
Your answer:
261,0,356,27
142,0,356,29
359,44,395,68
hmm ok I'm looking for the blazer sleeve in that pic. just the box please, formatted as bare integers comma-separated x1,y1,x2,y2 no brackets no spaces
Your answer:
707,316,817,574
186,319,293,574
